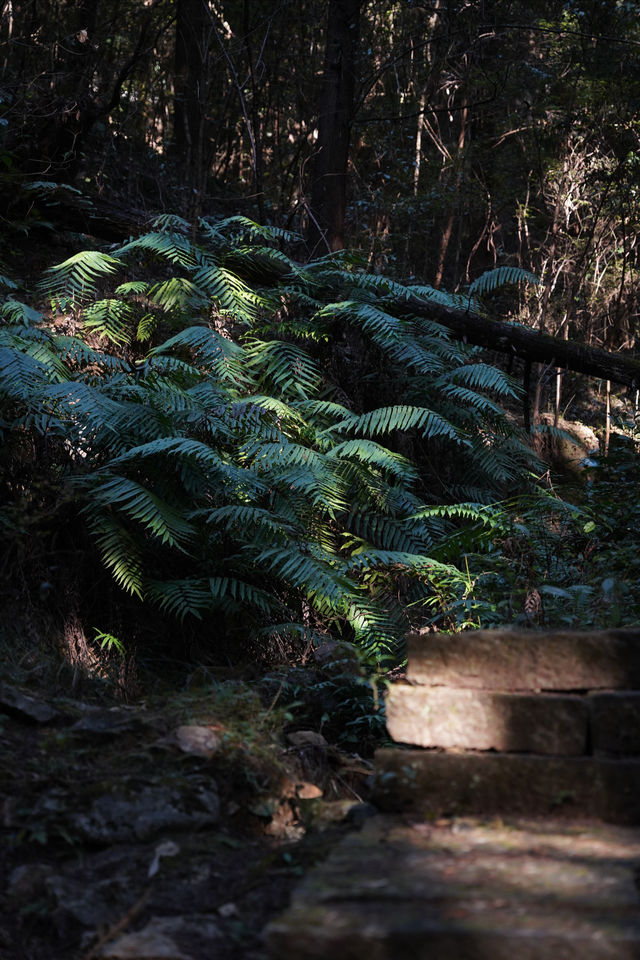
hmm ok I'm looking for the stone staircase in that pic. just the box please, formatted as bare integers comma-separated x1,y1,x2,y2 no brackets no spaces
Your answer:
266,628,640,958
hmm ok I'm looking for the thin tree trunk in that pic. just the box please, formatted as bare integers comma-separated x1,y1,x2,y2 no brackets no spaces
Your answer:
307,0,361,255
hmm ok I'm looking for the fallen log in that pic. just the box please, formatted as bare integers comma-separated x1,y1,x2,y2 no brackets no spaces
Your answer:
397,298,640,390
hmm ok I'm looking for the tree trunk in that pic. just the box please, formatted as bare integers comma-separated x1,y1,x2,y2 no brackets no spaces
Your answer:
396,297,640,390
174,0,209,175
307,0,360,256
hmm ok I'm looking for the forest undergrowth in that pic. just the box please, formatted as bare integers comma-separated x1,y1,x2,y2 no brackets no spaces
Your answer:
1,213,639,750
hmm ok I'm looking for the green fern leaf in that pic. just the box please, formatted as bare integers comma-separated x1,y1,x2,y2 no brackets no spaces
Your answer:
39,251,122,303
83,299,133,344
468,266,540,296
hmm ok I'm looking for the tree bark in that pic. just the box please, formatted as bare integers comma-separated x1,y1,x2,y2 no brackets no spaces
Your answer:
396,297,640,390
307,0,361,256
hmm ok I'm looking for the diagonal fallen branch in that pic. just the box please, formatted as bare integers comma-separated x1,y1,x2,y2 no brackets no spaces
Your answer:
397,298,640,390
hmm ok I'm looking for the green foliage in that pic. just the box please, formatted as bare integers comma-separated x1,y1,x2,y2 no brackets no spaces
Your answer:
0,217,542,662
438,437,640,631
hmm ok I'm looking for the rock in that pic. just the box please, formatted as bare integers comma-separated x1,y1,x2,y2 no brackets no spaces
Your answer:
71,785,219,844
174,725,221,759
6,863,54,903
100,916,223,959
406,628,640,690
385,685,588,755
47,874,119,933
373,749,640,824
293,780,323,799
589,692,640,755
539,413,599,474
70,709,144,738
286,731,328,750
312,640,362,676
0,683,59,724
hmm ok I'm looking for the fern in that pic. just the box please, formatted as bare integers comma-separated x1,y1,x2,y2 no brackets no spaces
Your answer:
468,266,540,296
1,213,548,664
39,251,122,304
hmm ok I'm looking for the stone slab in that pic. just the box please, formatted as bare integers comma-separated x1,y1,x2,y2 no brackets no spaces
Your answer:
266,816,640,959
590,692,640,756
373,750,640,824
386,685,587,755
407,628,640,691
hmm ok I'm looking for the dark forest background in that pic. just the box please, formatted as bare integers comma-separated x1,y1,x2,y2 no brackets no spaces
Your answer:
1,0,640,687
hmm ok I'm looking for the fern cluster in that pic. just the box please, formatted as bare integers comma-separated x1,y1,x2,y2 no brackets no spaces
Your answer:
0,216,540,660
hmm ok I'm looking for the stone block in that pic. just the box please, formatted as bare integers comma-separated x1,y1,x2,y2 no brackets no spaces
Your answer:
407,628,640,691
373,750,640,824
266,816,640,959
386,685,587,755
589,691,640,755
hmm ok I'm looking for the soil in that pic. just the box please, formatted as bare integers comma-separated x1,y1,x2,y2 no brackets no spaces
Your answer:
0,679,374,960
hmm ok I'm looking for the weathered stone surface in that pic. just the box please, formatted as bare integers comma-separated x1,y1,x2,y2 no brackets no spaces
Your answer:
373,750,640,824
386,685,587,755
590,692,640,755
70,708,144,738
100,916,223,959
407,628,640,691
174,724,221,758
0,683,59,724
266,815,640,959
70,785,220,844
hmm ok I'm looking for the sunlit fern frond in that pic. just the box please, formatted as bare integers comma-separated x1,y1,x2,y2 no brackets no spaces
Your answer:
199,215,298,245
328,438,418,483
151,213,191,234
148,325,249,390
113,231,197,267
148,277,207,314
190,262,262,319
468,266,540,296
82,298,134,344
115,280,150,296
332,404,465,443
244,339,322,399
38,251,123,304
86,513,145,598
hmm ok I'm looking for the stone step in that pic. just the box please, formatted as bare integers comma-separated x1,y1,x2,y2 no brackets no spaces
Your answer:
386,686,640,756
373,750,640,824
265,815,640,959
407,628,640,691
385,686,588,755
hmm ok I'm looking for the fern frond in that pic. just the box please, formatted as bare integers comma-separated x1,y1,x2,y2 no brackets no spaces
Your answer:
113,232,196,267
199,215,298,245
39,251,122,303
332,405,465,443
328,439,418,482
441,362,520,398
468,266,540,296
148,277,207,313
190,263,261,319
244,339,321,398
115,280,150,296
148,326,248,388
88,515,145,597
151,213,191,234
82,298,133,344
136,313,158,342
88,475,196,548
0,300,42,327
145,578,210,620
